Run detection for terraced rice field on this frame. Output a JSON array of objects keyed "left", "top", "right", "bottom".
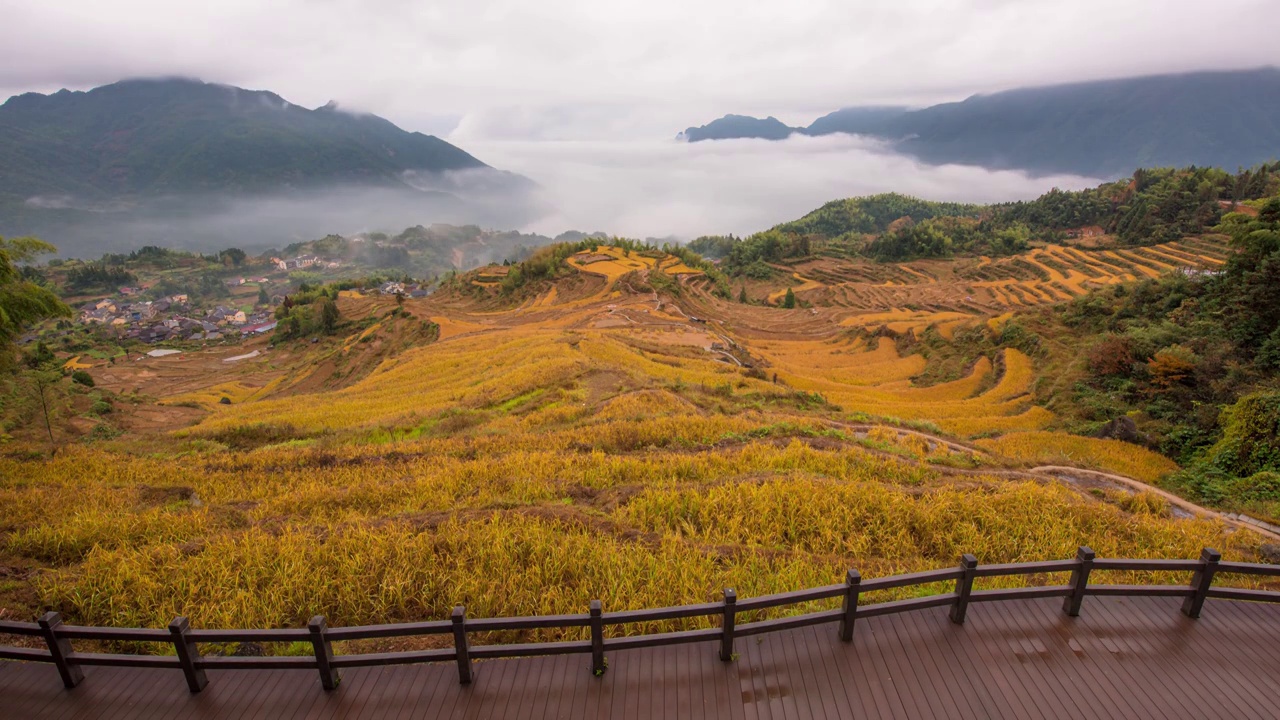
[{"left": 778, "top": 238, "right": 1228, "bottom": 318}]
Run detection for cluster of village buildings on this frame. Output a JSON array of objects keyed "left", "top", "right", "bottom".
[
  {"left": 271, "top": 255, "right": 341, "bottom": 272},
  {"left": 78, "top": 291, "right": 277, "bottom": 343},
  {"left": 70, "top": 254, "right": 433, "bottom": 344}
]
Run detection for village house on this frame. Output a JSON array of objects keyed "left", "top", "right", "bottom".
[
  {"left": 240, "top": 320, "right": 278, "bottom": 335},
  {"left": 271, "top": 255, "right": 320, "bottom": 271}
]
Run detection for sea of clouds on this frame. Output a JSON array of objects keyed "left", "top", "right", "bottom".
[{"left": 462, "top": 133, "right": 1102, "bottom": 241}]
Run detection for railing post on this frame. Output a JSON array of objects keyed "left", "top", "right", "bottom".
[
  {"left": 589, "top": 600, "right": 606, "bottom": 677},
  {"left": 1181, "top": 547, "right": 1221, "bottom": 619},
  {"left": 1062, "top": 546, "right": 1096, "bottom": 617},
  {"left": 719, "top": 588, "right": 736, "bottom": 662},
  {"left": 168, "top": 616, "right": 208, "bottom": 693},
  {"left": 452, "top": 606, "right": 473, "bottom": 684},
  {"left": 839, "top": 569, "right": 861, "bottom": 642},
  {"left": 37, "top": 611, "right": 83, "bottom": 689},
  {"left": 949, "top": 554, "right": 978, "bottom": 625},
  {"left": 308, "top": 615, "right": 341, "bottom": 691}
]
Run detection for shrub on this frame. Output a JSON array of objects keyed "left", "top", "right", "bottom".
[
  {"left": 1202, "top": 392, "right": 1280, "bottom": 477},
  {"left": 70, "top": 370, "right": 95, "bottom": 387},
  {"left": 1087, "top": 335, "right": 1136, "bottom": 378},
  {"left": 208, "top": 422, "right": 306, "bottom": 450}
]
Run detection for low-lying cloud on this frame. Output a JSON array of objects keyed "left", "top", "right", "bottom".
[
  {"left": 464, "top": 134, "right": 1102, "bottom": 240},
  {"left": 24, "top": 136, "right": 1104, "bottom": 260},
  {"left": 19, "top": 170, "right": 547, "bottom": 258}
]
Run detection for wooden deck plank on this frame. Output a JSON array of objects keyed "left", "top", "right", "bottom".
[
  {"left": 783, "top": 623, "right": 827, "bottom": 720},
  {"left": 893, "top": 608, "right": 978, "bottom": 719},
  {"left": 689, "top": 641, "right": 711, "bottom": 719},
  {"left": 883, "top": 611, "right": 952, "bottom": 719},
  {"left": 1020, "top": 596, "right": 1152, "bottom": 720},
  {"left": 479, "top": 657, "right": 519, "bottom": 720},
  {"left": 1088, "top": 598, "right": 1222, "bottom": 720},
  {"left": 368, "top": 665, "right": 416, "bottom": 720},
  {"left": 823, "top": 621, "right": 884, "bottom": 720},
  {"left": 760, "top": 632, "right": 797, "bottom": 720},
  {"left": 256, "top": 673, "right": 323, "bottom": 720},
  {"left": 800, "top": 625, "right": 858, "bottom": 720},
  {"left": 995, "top": 593, "right": 1103, "bottom": 720},
  {"left": 860, "top": 615, "right": 924, "bottom": 719},
  {"left": 738, "top": 634, "right": 767, "bottom": 720},
  {"left": 3, "top": 598, "right": 1280, "bottom": 719},
  {"left": 1172, "top": 594, "right": 1280, "bottom": 712},
  {"left": 469, "top": 658, "right": 512, "bottom": 720},
  {"left": 944, "top": 602, "right": 1045, "bottom": 720},
  {"left": 11, "top": 665, "right": 97, "bottom": 718},
  {"left": 327, "top": 665, "right": 385, "bottom": 720},
  {"left": 1110, "top": 597, "right": 1266, "bottom": 719},
  {"left": 631, "top": 646, "right": 653, "bottom": 720}
]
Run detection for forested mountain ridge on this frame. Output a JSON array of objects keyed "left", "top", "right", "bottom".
[
  {"left": 0, "top": 78, "right": 540, "bottom": 256},
  {"left": 679, "top": 69, "right": 1280, "bottom": 177},
  {"left": 0, "top": 77, "right": 487, "bottom": 200}
]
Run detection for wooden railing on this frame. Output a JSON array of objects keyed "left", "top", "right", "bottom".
[{"left": 2, "top": 547, "right": 1277, "bottom": 694}]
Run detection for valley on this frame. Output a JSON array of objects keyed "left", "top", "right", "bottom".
[{"left": 4, "top": 223, "right": 1278, "bottom": 650}]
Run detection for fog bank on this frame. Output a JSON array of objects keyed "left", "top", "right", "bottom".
[{"left": 462, "top": 134, "right": 1103, "bottom": 240}]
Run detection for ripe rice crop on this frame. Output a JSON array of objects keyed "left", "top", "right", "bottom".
[{"left": 975, "top": 431, "right": 1180, "bottom": 483}]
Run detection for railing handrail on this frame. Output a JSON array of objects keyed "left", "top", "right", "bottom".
[{"left": 2, "top": 549, "right": 1277, "bottom": 694}]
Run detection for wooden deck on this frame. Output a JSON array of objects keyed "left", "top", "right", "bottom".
[{"left": 3, "top": 596, "right": 1278, "bottom": 719}]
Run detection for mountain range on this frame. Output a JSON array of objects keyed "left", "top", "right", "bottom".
[
  {"left": 0, "top": 78, "right": 537, "bottom": 256},
  {"left": 679, "top": 68, "right": 1280, "bottom": 178}
]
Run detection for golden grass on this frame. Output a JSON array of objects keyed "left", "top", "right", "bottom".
[
  {"left": 161, "top": 379, "right": 284, "bottom": 410},
  {"left": 62, "top": 355, "right": 94, "bottom": 371},
  {"left": 768, "top": 273, "right": 824, "bottom": 304},
  {"left": 975, "top": 431, "right": 1180, "bottom": 483},
  {"left": 8, "top": 443, "right": 1254, "bottom": 631},
  {"left": 755, "top": 340, "right": 1048, "bottom": 438}
]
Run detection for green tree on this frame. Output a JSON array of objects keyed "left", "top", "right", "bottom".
[
  {"left": 219, "top": 247, "right": 247, "bottom": 267},
  {"left": 782, "top": 287, "right": 796, "bottom": 309},
  {"left": 257, "top": 285, "right": 270, "bottom": 306},
  {"left": 1, "top": 237, "right": 71, "bottom": 366},
  {"left": 738, "top": 286, "right": 748, "bottom": 304},
  {"left": 319, "top": 298, "right": 340, "bottom": 334}
]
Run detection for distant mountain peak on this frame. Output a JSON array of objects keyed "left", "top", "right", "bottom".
[
  {"left": 0, "top": 77, "right": 490, "bottom": 201},
  {"left": 0, "top": 77, "right": 538, "bottom": 255},
  {"left": 679, "top": 114, "right": 795, "bottom": 142},
  {"left": 675, "top": 68, "right": 1280, "bottom": 177}
]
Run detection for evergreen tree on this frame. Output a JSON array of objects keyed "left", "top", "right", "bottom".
[
  {"left": 320, "top": 298, "right": 340, "bottom": 334},
  {"left": 738, "top": 286, "right": 748, "bottom": 303},
  {"left": 782, "top": 287, "right": 796, "bottom": 308}
]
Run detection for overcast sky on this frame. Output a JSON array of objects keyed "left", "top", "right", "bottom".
[
  {"left": 3, "top": 0, "right": 1278, "bottom": 141},
  {"left": 4, "top": 0, "right": 1278, "bottom": 242}
]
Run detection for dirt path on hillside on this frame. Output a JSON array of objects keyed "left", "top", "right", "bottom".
[{"left": 1032, "top": 465, "right": 1280, "bottom": 542}]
